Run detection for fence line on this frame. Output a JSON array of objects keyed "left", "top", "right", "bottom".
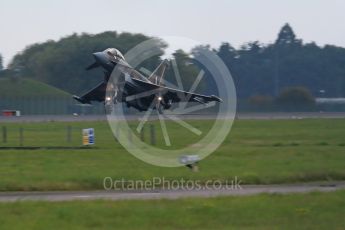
[{"left": 0, "top": 124, "right": 158, "bottom": 147}]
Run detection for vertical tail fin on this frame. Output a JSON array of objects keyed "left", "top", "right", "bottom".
[{"left": 148, "top": 59, "right": 169, "bottom": 86}]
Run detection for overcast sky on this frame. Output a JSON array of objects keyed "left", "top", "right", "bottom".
[{"left": 1, "top": 0, "right": 344, "bottom": 66}]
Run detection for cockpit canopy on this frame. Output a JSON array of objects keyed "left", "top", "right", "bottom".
[{"left": 104, "top": 48, "right": 125, "bottom": 61}]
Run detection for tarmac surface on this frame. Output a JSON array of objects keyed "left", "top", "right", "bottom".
[
  {"left": 1, "top": 112, "right": 345, "bottom": 123},
  {"left": 0, "top": 182, "right": 344, "bottom": 202}
]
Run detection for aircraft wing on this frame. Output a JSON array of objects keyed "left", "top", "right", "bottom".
[
  {"left": 73, "top": 81, "right": 107, "bottom": 104},
  {"left": 131, "top": 78, "right": 222, "bottom": 104}
]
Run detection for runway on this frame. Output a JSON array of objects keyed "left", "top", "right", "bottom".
[
  {"left": 1, "top": 182, "right": 344, "bottom": 202},
  {"left": 1, "top": 112, "right": 345, "bottom": 123}
]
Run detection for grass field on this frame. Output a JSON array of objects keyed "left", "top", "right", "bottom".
[
  {"left": 0, "top": 78, "right": 70, "bottom": 97},
  {"left": 0, "top": 119, "right": 345, "bottom": 191},
  {"left": 0, "top": 191, "right": 345, "bottom": 229}
]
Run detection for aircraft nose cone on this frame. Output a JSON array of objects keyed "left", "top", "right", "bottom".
[{"left": 92, "top": 52, "right": 105, "bottom": 63}]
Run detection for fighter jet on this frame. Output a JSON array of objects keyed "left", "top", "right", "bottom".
[{"left": 73, "top": 48, "right": 222, "bottom": 112}]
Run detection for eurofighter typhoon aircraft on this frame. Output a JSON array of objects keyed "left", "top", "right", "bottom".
[{"left": 73, "top": 48, "right": 222, "bottom": 113}]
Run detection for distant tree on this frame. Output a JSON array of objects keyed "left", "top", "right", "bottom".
[
  {"left": 275, "top": 87, "right": 315, "bottom": 108},
  {"left": 216, "top": 42, "right": 239, "bottom": 94},
  {"left": 164, "top": 49, "right": 204, "bottom": 92},
  {"left": 275, "top": 23, "right": 301, "bottom": 46},
  {"left": 218, "top": 43, "right": 237, "bottom": 65},
  {"left": 190, "top": 45, "right": 221, "bottom": 95},
  {"left": 0, "top": 54, "right": 3, "bottom": 70}
]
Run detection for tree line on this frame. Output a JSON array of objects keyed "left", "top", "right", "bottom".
[
  {"left": 6, "top": 32, "right": 165, "bottom": 94},
  {"left": 216, "top": 24, "right": 345, "bottom": 99},
  {"left": 3, "top": 23, "right": 345, "bottom": 101}
]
